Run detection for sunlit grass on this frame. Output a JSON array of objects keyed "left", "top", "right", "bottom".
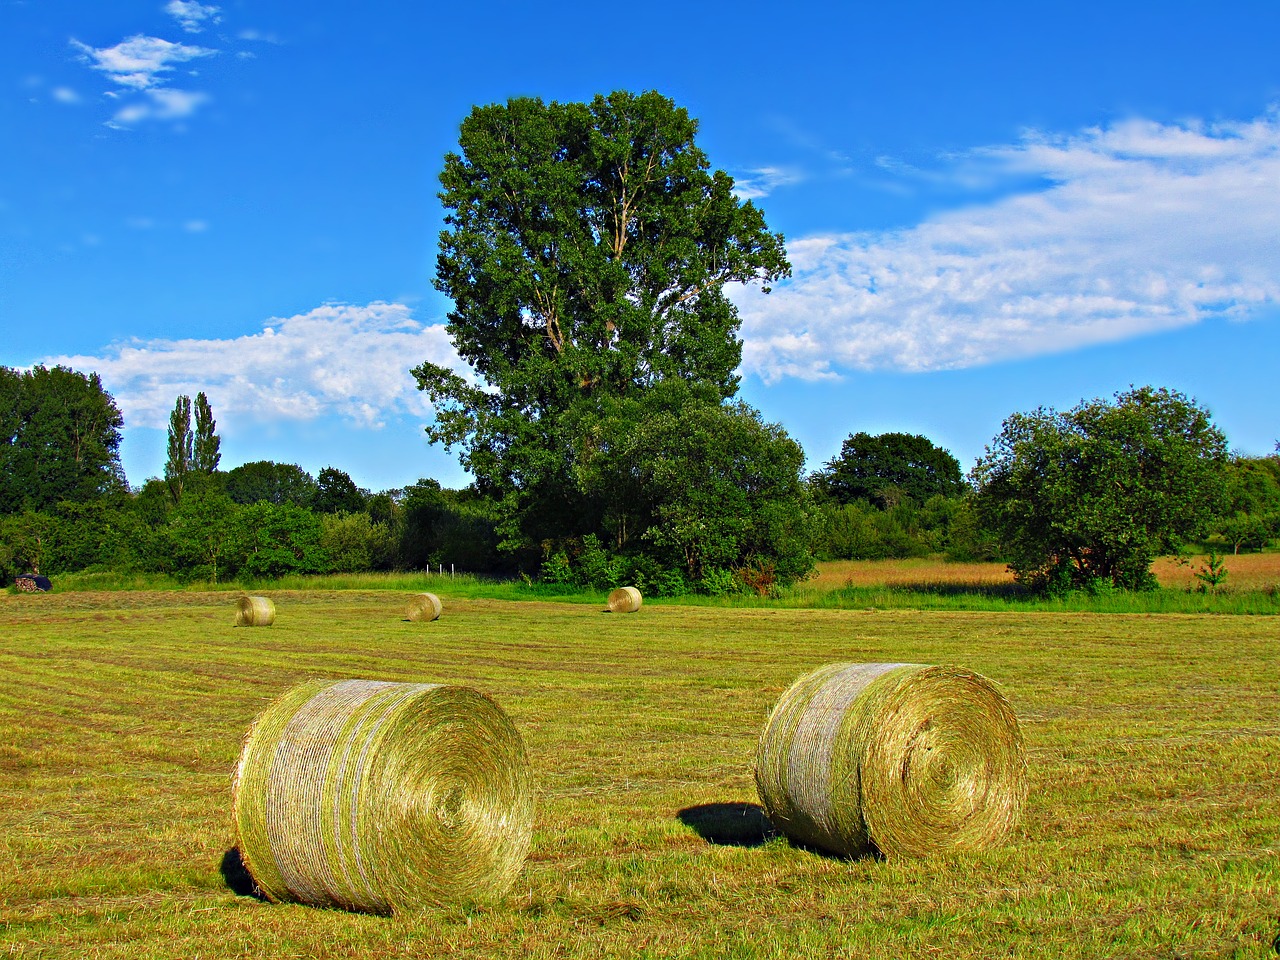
[{"left": 1, "top": 589, "right": 1277, "bottom": 958}]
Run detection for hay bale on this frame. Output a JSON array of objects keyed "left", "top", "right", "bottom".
[
  {"left": 605, "top": 586, "right": 642, "bottom": 613},
  {"left": 755, "top": 662, "right": 1026, "bottom": 859},
  {"left": 235, "top": 596, "right": 276, "bottom": 627},
  {"left": 406, "top": 592, "right": 442, "bottom": 622},
  {"left": 232, "top": 678, "right": 534, "bottom": 913}
]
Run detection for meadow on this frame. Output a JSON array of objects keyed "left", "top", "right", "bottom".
[{"left": 1, "top": 573, "right": 1277, "bottom": 958}]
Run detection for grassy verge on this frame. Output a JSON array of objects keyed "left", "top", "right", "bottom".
[{"left": 1, "top": 590, "right": 1277, "bottom": 958}]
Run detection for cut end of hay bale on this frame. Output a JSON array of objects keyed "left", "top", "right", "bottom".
[
  {"left": 406, "top": 592, "right": 442, "bottom": 622},
  {"left": 605, "top": 586, "right": 642, "bottom": 613},
  {"left": 754, "top": 662, "right": 1027, "bottom": 860},
  {"left": 235, "top": 596, "right": 276, "bottom": 627},
  {"left": 232, "top": 678, "right": 534, "bottom": 914}
]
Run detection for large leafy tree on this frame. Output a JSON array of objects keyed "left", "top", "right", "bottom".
[
  {"left": 972, "top": 386, "right": 1228, "bottom": 593},
  {"left": 223, "top": 460, "right": 319, "bottom": 507},
  {"left": 812, "top": 431, "right": 965, "bottom": 507},
  {"left": 414, "top": 90, "right": 790, "bottom": 555},
  {"left": 570, "top": 381, "right": 814, "bottom": 588},
  {"left": 0, "top": 365, "right": 126, "bottom": 513}
]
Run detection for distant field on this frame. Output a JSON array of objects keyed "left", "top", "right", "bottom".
[
  {"left": 806, "top": 553, "right": 1280, "bottom": 593},
  {"left": 1, "top": 590, "right": 1276, "bottom": 958}
]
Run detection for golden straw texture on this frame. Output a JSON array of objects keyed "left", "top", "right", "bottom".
[
  {"left": 232, "top": 678, "right": 534, "bottom": 913},
  {"left": 406, "top": 592, "right": 442, "bottom": 622},
  {"left": 755, "top": 663, "right": 1026, "bottom": 859},
  {"left": 605, "top": 586, "right": 643, "bottom": 613},
  {"left": 235, "top": 596, "right": 276, "bottom": 627}
]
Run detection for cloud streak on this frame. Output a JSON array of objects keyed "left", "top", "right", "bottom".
[
  {"left": 45, "top": 303, "right": 466, "bottom": 433},
  {"left": 166, "top": 1, "right": 221, "bottom": 33},
  {"left": 734, "top": 112, "right": 1280, "bottom": 381}
]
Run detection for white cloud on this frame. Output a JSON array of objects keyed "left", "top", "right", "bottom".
[
  {"left": 107, "top": 86, "right": 209, "bottom": 127},
  {"left": 52, "top": 86, "right": 81, "bottom": 104},
  {"left": 733, "top": 166, "right": 805, "bottom": 200},
  {"left": 44, "top": 303, "right": 468, "bottom": 432},
  {"left": 165, "top": 1, "right": 221, "bottom": 33},
  {"left": 734, "top": 112, "right": 1280, "bottom": 381},
  {"left": 71, "top": 35, "right": 214, "bottom": 90}
]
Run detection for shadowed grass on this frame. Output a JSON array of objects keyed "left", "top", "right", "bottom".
[{"left": 0, "top": 590, "right": 1276, "bottom": 958}]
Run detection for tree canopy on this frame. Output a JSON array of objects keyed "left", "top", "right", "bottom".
[
  {"left": 413, "top": 90, "right": 794, "bottom": 573},
  {"left": 972, "top": 386, "right": 1228, "bottom": 592},
  {"left": 812, "top": 431, "right": 965, "bottom": 507},
  {"left": 0, "top": 365, "right": 125, "bottom": 513}
]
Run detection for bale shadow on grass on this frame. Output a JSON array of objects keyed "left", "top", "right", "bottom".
[
  {"left": 677, "top": 802, "right": 777, "bottom": 848},
  {"left": 220, "top": 847, "right": 265, "bottom": 899}
]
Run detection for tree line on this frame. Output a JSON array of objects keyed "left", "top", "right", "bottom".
[
  {"left": 4, "top": 90, "right": 1276, "bottom": 596},
  {"left": 2, "top": 364, "right": 1274, "bottom": 595}
]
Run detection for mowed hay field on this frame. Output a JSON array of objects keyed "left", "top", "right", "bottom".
[{"left": 1, "top": 590, "right": 1277, "bottom": 959}]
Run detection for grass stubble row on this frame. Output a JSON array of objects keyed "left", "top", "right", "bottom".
[{"left": 230, "top": 581, "right": 1025, "bottom": 916}]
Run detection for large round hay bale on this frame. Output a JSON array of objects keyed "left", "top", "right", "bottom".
[
  {"left": 755, "top": 662, "right": 1026, "bottom": 859},
  {"left": 235, "top": 596, "right": 276, "bottom": 627},
  {"left": 605, "top": 586, "right": 642, "bottom": 613},
  {"left": 406, "top": 592, "right": 442, "bottom": 622},
  {"left": 232, "top": 678, "right": 534, "bottom": 913}
]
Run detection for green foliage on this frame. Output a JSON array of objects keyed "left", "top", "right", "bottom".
[
  {"left": 1208, "top": 454, "right": 1280, "bottom": 553},
  {"left": 568, "top": 382, "right": 815, "bottom": 589},
  {"left": 414, "top": 89, "right": 791, "bottom": 563},
  {"left": 1192, "top": 550, "right": 1229, "bottom": 593},
  {"left": 192, "top": 392, "right": 221, "bottom": 474},
  {"left": 313, "top": 466, "right": 368, "bottom": 514},
  {"left": 812, "top": 431, "right": 965, "bottom": 507},
  {"left": 973, "top": 386, "right": 1229, "bottom": 594},
  {"left": 0, "top": 365, "right": 126, "bottom": 513},
  {"left": 319, "top": 511, "right": 397, "bottom": 573},
  {"left": 166, "top": 486, "right": 239, "bottom": 583},
  {"left": 164, "top": 394, "right": 192, "bottom": 504},
  {"left": 223, "top": 460, "right": 319, "bottom": 507},
  {"left": 398, "top": 480, "right": 504, "bottom": 573},
  {"left": 234, "top": 502, "right": 330, "bottom": 581}
]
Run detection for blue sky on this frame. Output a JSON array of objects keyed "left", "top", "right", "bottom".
[{"left": 3, "top": 0, "right": 1279, "bottom": 492}]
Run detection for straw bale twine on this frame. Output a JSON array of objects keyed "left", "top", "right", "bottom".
[
  {"left": 755, "top": 662, "right": 1026, "bottom": 859},
  {"left": 232, "top": 678, "right": 534, "bottom": 913},
  {"left": 605, "top": 586, "right": 642, "bottom": 613},
  {"left": 235, "top": 596, "right": 276, "bottom": 627},
  {"left": 406, "top": 592, "right": 442, "bottom": 622}
]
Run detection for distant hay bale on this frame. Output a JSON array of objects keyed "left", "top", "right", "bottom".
[
  {"left": 235, "top": 596, "right": 276, "bottom": 627},
  {"left": 406, "top": 592, "right": 442, "bottom": 622},
  {"left": 755, "top": 662, "right": 1026, "bottom": 859},
  {"left": 605, "top": 586, "right": 642, "bottom": 613},
  {"left": 232, "top": 678, "right": 534, "bottom": 913}
]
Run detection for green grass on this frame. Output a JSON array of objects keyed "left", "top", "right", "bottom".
[{"left": 1, "top": 589, "right": 1276, "bottom": 958}]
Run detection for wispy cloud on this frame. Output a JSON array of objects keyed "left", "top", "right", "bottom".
[
  {"left": 70, "top": 33, "right": 215, "bottom": 128},
  {"left": 165, "top": 1, "right": 221, "bottom": 34},
  {"left": 44, "top": 303, "right": 467, "bottom": 432},
  {"left": 733, "top": 166, "right": 805, "bottom": 200},
  {"left": 71, "top": 35, "right": 213, "bottom": 90},
  {"left": 734, "top": 111, "right": 1280, "bottom": 381}
]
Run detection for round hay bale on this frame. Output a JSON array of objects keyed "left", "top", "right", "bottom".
[
  {"left": 605, "top": 586, "right": 642, "bottom": 613},
  {"left": 235, "top": 596, "right": 276, "bottom": 627},
  {"left": 232, "top": 678, "right": 534, "bottom": 913},
  {"left": 754, "top": 662, "right": 1026, "bottom": 859},
  {"left": 406, "top": 592, "right": 442, "bottom": 622}
]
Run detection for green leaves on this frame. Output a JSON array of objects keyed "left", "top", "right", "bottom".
[
  {"left": 974, "top": 386, "right": 1229, "bottom": 592},
  {"left": 419, "top": 90, "right": 792, "bottom": 565}
]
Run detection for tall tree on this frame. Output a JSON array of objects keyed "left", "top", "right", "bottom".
[
  {"left": 414, "top": 90, "right": 790, "bottom": 556},
  {"left": 812, "top": 432, "right": 965, "bottom": 507},
  {"left": 0, "top": 365, "right": 125, "bottom": 513},
  {"left": 165, "top": 395, "right": 193, "bottom": 504},
  {"left": 192, "top": 391, "right": 221, "bottom": 474},
  {"left": 973, "top": 386, "right": 1228, "bottom": 593}
]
